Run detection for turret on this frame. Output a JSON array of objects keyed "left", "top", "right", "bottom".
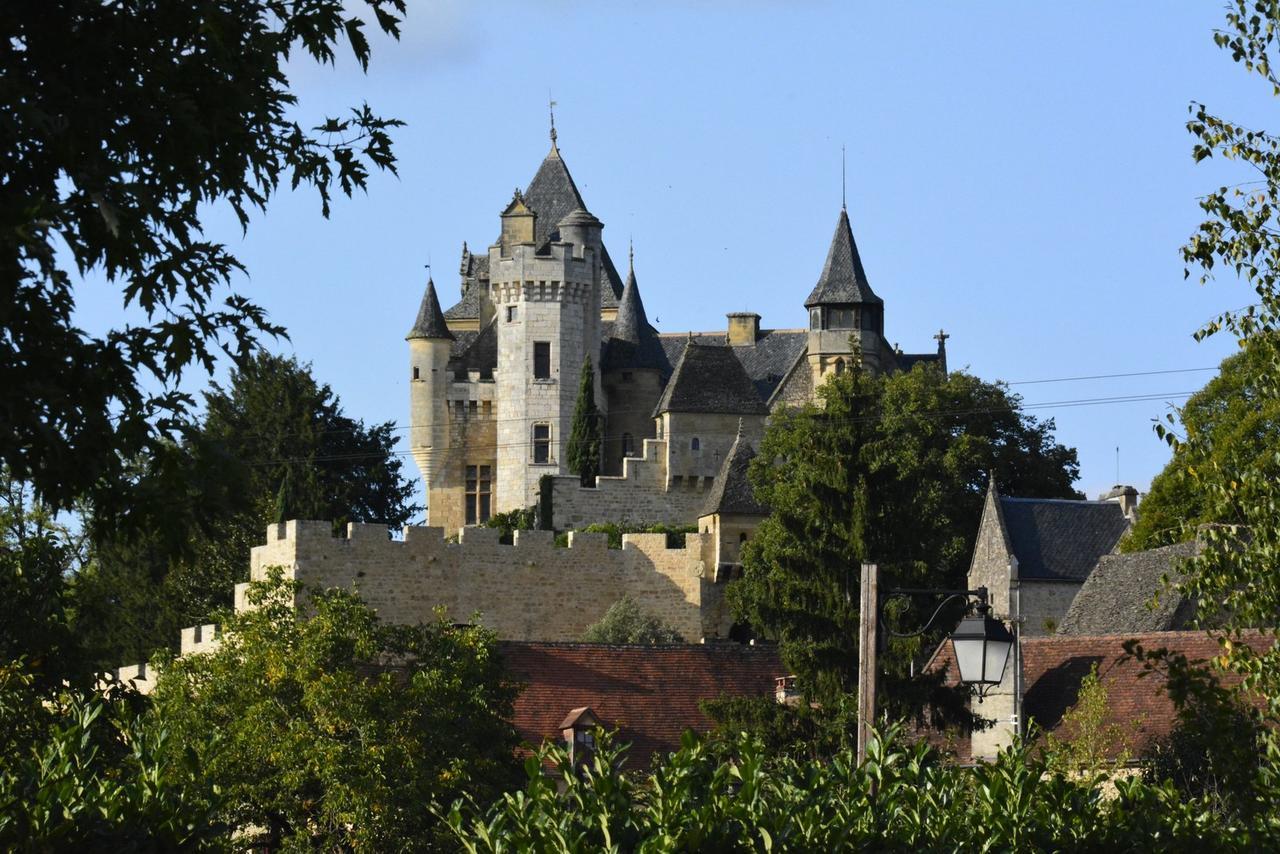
[
  {"left": 558, "top": 207, "right": 602, "bottom": 261},
  {"left": 805, "top": 206, "right": 886, "bottom": 382},
  {"left": 406, "top": 275, "right": 455, "bottom": 508}
]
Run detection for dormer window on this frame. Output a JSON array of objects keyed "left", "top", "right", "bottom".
[{"left": 559, "top": 707, "right": 604, "bottom": 767}]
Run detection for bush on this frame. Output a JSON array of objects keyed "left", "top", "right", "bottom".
[{"left": 582, "top": 596, "right": 683, "bottom": 644}]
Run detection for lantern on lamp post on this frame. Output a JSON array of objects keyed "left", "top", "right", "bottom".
[{"left": 949, "top": 600, "right": 1015, "bottom": 700}]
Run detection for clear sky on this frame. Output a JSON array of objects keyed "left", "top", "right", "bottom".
[{"left": 72, "top": 2, "right": 1279, "bottom": 509}]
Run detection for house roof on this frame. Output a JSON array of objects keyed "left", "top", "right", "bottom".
[
  {"left": 701, "top": 430, "right": 767, "bottom": 518},
  {"left": 1058, "top": 541, "right": 1199, "bottom": 635},
  {"left": 1000, "top": 497, "right": 1129, "bottom": 582},
  {"left": 804, "top": 207, "right": 882, "bottom": 308},
  {"left": 406, "top": 277, "right": 454, "bottom": 341},
  {"left": 658, "top": 331, "right": 808, "bottom": 403},
  {"left": 928, "top": 630, "right": 1275, "bottom": 759},
  {"left": 499, "top": 641, "right": 783, "bottom": 768},
  {"left": 653, "top": 343, "right": 771, "bottom": 417}
]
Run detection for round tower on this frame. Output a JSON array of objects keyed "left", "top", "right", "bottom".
[
  {"left": 406, "top": 275, "right": 455, "bottom": 513},
  {"left": 805, "top": 207, "right": 886, "bottom": 383}
]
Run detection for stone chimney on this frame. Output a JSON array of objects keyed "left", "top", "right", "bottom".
[
  {"left": 1101, "top": 484, "right": 1139, "bottom": 520},
  {"left": 727, "top": 312, "right": 761, "bottom": 346}
]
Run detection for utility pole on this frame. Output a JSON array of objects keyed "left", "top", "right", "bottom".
[{"left": 856, "top": 562, "right": 879, "bottom": 765}]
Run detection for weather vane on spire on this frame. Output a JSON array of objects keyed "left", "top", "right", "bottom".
[
  {"left": 549, "top": 92, "right": 558, "bottom": 147},
  {"left": 629, "top": 236, "right": 634, "bottom": 268},
  {"left": 841, "top": 144, "right": 847, "bottom": 211}
]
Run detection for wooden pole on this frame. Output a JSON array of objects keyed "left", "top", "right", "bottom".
[{"left": 856, "top": 562, "right": 879, "bottom": 765}]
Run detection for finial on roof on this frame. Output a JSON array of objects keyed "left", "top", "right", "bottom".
[
  {"left": 549, "top": 92, "right": 558, "bottom": 150},
  {"left": 841, "top": 144, "right": 846, "bottom": 212},
  {"left": 934, "top": 328, "right": 949, "bottom": 346},
  {"left": 629, "top": 237, "right": 634, "bottom": 271}
]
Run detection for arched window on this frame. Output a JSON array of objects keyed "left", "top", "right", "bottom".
[
  {"left": 622, "top": 433, "right": 635, "bottom": 457},
  {"left": 834, "top": 358, "right": 845, "bottom": 375},
  {"left": 691, "top": 437, "right": 701, "bottom": 452}
]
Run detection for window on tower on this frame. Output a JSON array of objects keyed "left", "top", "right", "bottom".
[
  {"left": 533, "top": 342, "right": 551, "bottom": 379},
  {"left": 413, "top": 366, "right": 419, "bottom": 380},
  {"left": 507, "top": 305, "right": 517, "bottom": 322},
  {"left": 465, "top": 465, "right": 492, "bottom": 525},
  {"left": 810, "top": 308, "right": 821, "bottom": 330},
  {"left": 532, "top": 423, "right": 551, "bottom": 464},
  {"left": 828, "top": 307, "right": 855, "bottom": 329}
]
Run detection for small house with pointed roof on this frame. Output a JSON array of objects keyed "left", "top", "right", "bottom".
[{"left": 697, "top": 426, "right": 769, "bottom": 584}]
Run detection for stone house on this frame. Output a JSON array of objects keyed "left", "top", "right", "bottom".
[{"left": 407, "top": 128, "right": 945, "bottom": 534}]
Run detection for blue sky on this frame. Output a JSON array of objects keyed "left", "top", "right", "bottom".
[{"left": 73, "top": 2, "right": 1277, "bottom": 507}]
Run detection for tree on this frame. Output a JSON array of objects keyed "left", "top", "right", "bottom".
[
  {"left": 727, "top": 364, "right": 1080, "bottom": 722},
  {"left": 1176, "top": 0, "right": 1280, "bottom": 720},
  {"left": 2, "top": 1, "right": 405, "bottom": 536},
  {"left": 73, "top": 353, "right": 419, "bottom": 671},
  {"left": 566, "top": 357, "right": 602, "bottom": 486},
  {"left": 150, "top": 571, "right": 521, "bottom": 850},
  {"left": 1123, "top": 338, "right": 1280, "bottom": 551},
  {"left": 582, "top": 596, "right": 684, "bottom": 644}
]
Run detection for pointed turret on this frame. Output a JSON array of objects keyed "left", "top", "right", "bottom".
[
  {"left": 613, "top": 249, "right": 649, "bottom": 344},
  {"left": 805, "top": 208, "right": 881, "bottom": 308},
  {"left": 406, "top": 276, "right": 454, "bottom": 341},
  {"left": 603, "top": 249, "right": 665, "bottom": 372}
]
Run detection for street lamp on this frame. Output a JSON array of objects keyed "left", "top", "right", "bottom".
[{"left": 855, "top": 563, "right": 1016, "bottom": 764}]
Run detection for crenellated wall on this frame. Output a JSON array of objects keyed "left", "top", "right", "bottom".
[{"left": 250, "top": 519, "right": 729, "bottom": 643}]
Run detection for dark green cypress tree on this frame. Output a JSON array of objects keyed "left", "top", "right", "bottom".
[{"left": 566, "top": 358, "right": 601, "bottom": 486}]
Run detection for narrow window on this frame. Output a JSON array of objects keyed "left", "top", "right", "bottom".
[
  {"left": 469, "top": 400, "right": 478, "bottom": 418},
  {"left": 691, "top": 437, "right": 701, "bottom": 452},
  {"left": 465, "top": 465, "right": 493, "bottom": 524},
  {"left": 533, "top": 342, "right": 551, "bottom": 379},
  {"left": 835, "top": 358, "right": 846, "bottom": 375},
  {"left": 810, "top": 308, "right": 821, "bottom": 330},
  {"left": 482, "top": 400, "right": 492, "bottom": 419},
  {"left": 622, "top": 433, "right": 635, "bottom": 457},
  {"left": 413, "top": 366, "right": 420, "bottom": 380},
  {"left": 533, "top": 423, "right": 551, "bottom": 464},
  {"left": 507, "top": 305, "right": 517, "bottom": 322}
]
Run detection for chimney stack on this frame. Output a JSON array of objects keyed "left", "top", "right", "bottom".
[
  {"left": 1101, "top": 484, "right": 1139, "bottom": 520},
  {"left": 727, "top": 312, "right": 761, "bottom": 346}
]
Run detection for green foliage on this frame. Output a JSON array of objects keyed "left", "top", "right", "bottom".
[
  {"left": 486, "top": 505, "right": 538, "bottom": 544},
  {"left": 1043, "top": 664, "right": 1133, "bottom": 778},
  {"left": 1123, "top": 338, "right": 1280, "bottom": 551},
  {"left": 446, "top": 727, "right": 1269, "bottom": 851},
  {"left": 150, "top": 570, "right": 521, "bottom": 850},
  {"left": 566, "top": 358, "right": 602, "bottom": 486},
  {"left": 582, "top": 596, "right": 684, "bottom": 644},
  {"left": 1177, "top": 0, "right": 1280, "bottom": 719},
  {"left": 558, "top": 521, "right": 698, "bottom": 550},
  {"left": 2, "top": 0, "right": 405, "bottom": 538},
  {"left": 73, "top": 353, "right": 418, "bottom": 672},
  {"left": 0, "top": 662, "right": 223, "bottom": 850},
  {"left": 728, "top": 364, "right": 1079, "bottom": 719}
]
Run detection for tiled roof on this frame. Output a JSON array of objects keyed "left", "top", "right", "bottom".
[
  {"left": 653, "top": 343, "right": 771, "bottom": 417},
  {"left": 658, "top": 331, "right": 807, "bottom": 403},
  {"left": 804, "top": 208, "right": 882, "bottom": 308},
  {"left": 499, "top": 641, "right": 783, "bottom": 768},
  {"left": 444, "top": 282, "right": 485, "bottom": 321},
  {"left": 1001, "top": 498, "right": 1129, "bottom": 582},
  {"left": 896, "top": 352, "right": 942, "bottom": 372},
  {"left": 604, "top": 261, "right": 666, "bottom": 372},
  {"left": 406, "top": 277, "right": 454, "bottom": 340},
  {"left": 929, "top": 630, "right": 1275, "bottom": 758},
  {"left": 1058, "top": 542, "right": 1199, "bottom": 635},
  {"left": 701, "top": 432, "right": 767, "bottom": 518}
]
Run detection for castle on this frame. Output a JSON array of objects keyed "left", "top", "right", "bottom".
[{"left": 407, "top": 128, "right": 947, "bottom": 535}]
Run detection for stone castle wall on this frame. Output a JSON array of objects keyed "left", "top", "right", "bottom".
[
  {"left": 250, "top": 520, "right": 730, "bottom": 643},
  {"left": 548, "top": 437, "right": 712, "bottom": 529}
]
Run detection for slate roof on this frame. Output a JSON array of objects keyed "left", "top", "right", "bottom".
[
  {"left": 928, "top": 630, "right": 1275, "bottom": 760},
  {"left": 805, "top": 208, "right": 882, "bottom": 308},
  {"left": 603, "top": 260, "right": 666, "bottom": 372},
  {"left": 658, "top": 331, "right": 808, "bottom": 402},
  {"left": 653, "top": 343, "right": 771, "bottom": 417},
  {"left": 499, "top": 641, "right": 782, "bottom": 769},
  {"left": 444, "top": 282, "right": 485, "bottom": 322},
  {"left": 406, "top": 278, "right": 454, "bottom": 340},
  {"left": 701, "top": 432, "right": 767, "bottom": 518},
  {"left": 1000, "top": 497, "right": 1130, "bottom": 582},
  {"left": 1058, "top": 541, "right": 1199, "bottom": 635},
  {"left": 897, "top": 352, "right": 943, "bottom": 372},
  {"left": 447, "top": 319, "right": 497, "bottom": 379}
]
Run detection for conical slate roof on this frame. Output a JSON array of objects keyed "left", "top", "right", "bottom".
[
  {"left": 604, "top": 255, "right": 666, "bottom": 372},
  {"left": 406, "top": 277, "right": 454, "bottom": 340},
  {"left": 804, "top": 208, "right": 882, "bottom": 307},
  {"left": 524, "top": 145, "right": 589, "bottom": 250},
  {"left": 701, "top": 429, "right": 768, "bottom": 518}
]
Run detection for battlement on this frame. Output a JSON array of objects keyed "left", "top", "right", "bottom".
[
  {"left": 250, "top": 519, "right": 725, "bottom": 643},
  {"left": 180, "top": 623, "right": 222, "bottom": 656}
]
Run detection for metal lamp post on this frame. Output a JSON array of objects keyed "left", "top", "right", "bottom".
[{"left": 855, "top": 563, "right": 1015, "bottom": 765}]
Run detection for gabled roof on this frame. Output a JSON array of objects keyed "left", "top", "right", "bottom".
[
  {"left": 1058, "top": 541, "right": 1199, "bottom": 635},
  {"left": 653, "top": 343, "right": 770, "bottom": 417},
  {"left": 805, "top": 208, "right": 882, "bottom": 308},
  {"left": 499, "top": 641, "right": 782, "bottom": 769},
  {"left": 406, "top": 277, "right": 454, "bottom": 340},
  {"left": 701, "top": 430, "right": 767, "bottom": 518},
  {"left": 658, "top": 331, "right": 807, "bottom": 402},
  {"left": 1000, "top": 497, "right": 1129, "bottom": 582}
]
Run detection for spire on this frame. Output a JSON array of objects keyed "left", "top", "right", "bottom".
[
  {"left": 804, "top": 207, "right": 882, "bottom": 308},
  {"left": 548, "top": 93, "right": 559, "bottom": 155},
  {"left": 613, "top": 247, "right": 649, "bottom": 344},
  {"left": 841, "top": 145, "right": 846, "bottom": 212},
  {"left": 406, "top": 274, "right": 454, "bottom": 341}
]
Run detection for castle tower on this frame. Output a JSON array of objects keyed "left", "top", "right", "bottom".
[
  {"left": 406, "top": 274, "right": 456, "bottom": 519},
  {"left": 601, "top": 248, "right": 666, "bottom": 473},
  {"left": 492, "top": 140, "right": 605, "bottom": 511},
  {"left": 805, "top": 207, "right": 887, "bottom": 382}
]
